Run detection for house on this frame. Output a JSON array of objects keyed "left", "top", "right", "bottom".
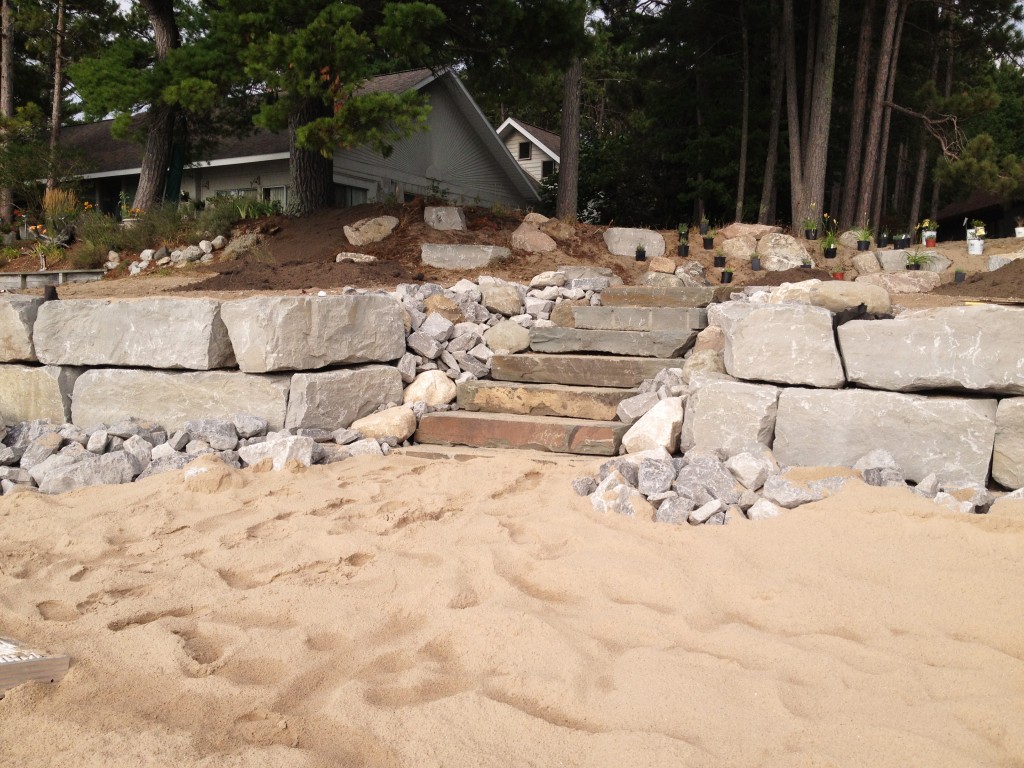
[
  {"left": 62, "top": 69, "right": 540, "bottom": 213},
  {"left": 936, "top": 190, "right": 1024, "bottom": 239},
  {"left": 496, "top": 117, "right": 561, "bottom": 183}
]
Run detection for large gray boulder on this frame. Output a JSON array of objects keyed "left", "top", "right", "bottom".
[
  {"left": 34, "top": 451, "right": 136, "bottom": 494},
  {"left": 72, "top": 369, "right": 290, "bottom": 432},
  {"left": 854, "top": 271, "right": 939, "bottom": 293},
  {"left": 34, "top": 298, "right": 234, "bottom": 369},
  {"left": 720, "top": 304, "right": 845, "bottom": 388},
  {"left": 285, "top": 366, "right": 403, "bottom": 430},
  {"left": 838, "top": 305, "right": 1024, "bottom": 395},
  {"left": 755, "top": 233, "right": 808, "bottom": 271},
  {"left": 424, "top": 206, "right": 466, "bottom": 231},
  {"left": 0, "top": 296, "right": 43, "bottom": 362},
  {"left": 773, "top": 388, "right": 997, "bottom": 485},
  {"left": 679, "top": 379, "right": 779, "bottom": 457},
  {"left": 603, "top": 227, "right": 666, "bottom": 259},
  {"left": 221, "top": 295, "right": 405, "bottom": 373},
  {"left": 993, "top": 398, "right": 1024, "bottom": 489},
  {"left": 809, "top": 282, "right": 891, "bottom": 315},
  {"left": 343, "top": 215, "right": 398, "bottom": 246},
  {"left": 721, "top": 235, "right": 757, "bottom": 261},
  {"left": 0, "top": 364, "right": 82, "bottom": 424},
  {"left": 421, "top": 244, "right": 510, "bottom": 270}
]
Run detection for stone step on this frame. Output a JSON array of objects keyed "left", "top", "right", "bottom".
[
  {"left": 600, "top": 285, "right": 716, "bottom": 308},
  {"left": 570, "top": 305, "right": 707, "bottom": 332},
  {"left": 414, "top": 411, "right": 627, "bottom": 456},
  {"left": 529, "top": 326, "right": 696, "bottom": 358},
  {"left": 458, "top": 380, "right": 634, "bottom": 421},
  {"left": 491, "top": 353, "right": 684, "bottom": 388}
]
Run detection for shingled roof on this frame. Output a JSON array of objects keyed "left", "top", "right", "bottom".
[{"left": 496, "top": 116, "right": 561, "bottom": 160}]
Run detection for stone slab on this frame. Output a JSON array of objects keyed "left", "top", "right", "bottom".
[
  {"left": 993, "top": 398, "right": 1024, "bottom": 490},
  {"left": 72, "top": 369, "right": 290, "bottom": 432},
  {"left": 285, "top": 366, "right": 404, "bottom": 430},
  {"left": 838, "top": 305, "right": 1024, "bottom": 395},
  {"left": 773, "top": 388, "right": 997, "bottom": 485},
  {"left": 600, "top": 286, "right": 716, "bottom": 308},
  {"left": 855, "top": 271, "right": 940, "bottom": 293},
  {"left": 458, "top": 380, "right": 633, "bottom": 421},
  {"left": 0, "top": 296, "right": 43, "bottom": 363},
  {"left": 491, "top": 354, "right": 685, "bottom": 388},
  {"left": 420, "top": 244, "right": 511, "bottom": 270},
  {"left": 529, "top": 326, "right": 697, "bottom": 358},
  {"left": 414, "top": 412, "right": 627, "bottom": 456},
  {"left": 0, "top": 364, "right": 82, "bottom": 425},
  {"left": 220, "top": 295, "right": 405, "bottom": 373},
  {"left": 680, "top": 380, "right": 780, "bottom": 457},
  {"left": 34, "top": 298, "right": 234, "bottom": 370},
  {"left": 571, "top": 306, "right": 707, "bottom": 332},
  {"left": 603, "top": 227, "right": 667, "bottom": 259}
]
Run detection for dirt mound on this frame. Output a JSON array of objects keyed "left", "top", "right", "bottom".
[{"left": 933, "top": 257, "right": 1024, "bottom": 301}]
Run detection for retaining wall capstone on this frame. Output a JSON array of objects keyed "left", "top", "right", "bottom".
[
  {"left": 0, "top": 364, "right": 82, "bottom": 424},
  {"left": 0, "top": 296, "right": 43, "bottom": 362}
]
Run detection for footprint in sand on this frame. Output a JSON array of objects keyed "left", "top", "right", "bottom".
[
  {"left": 36, "top": 600, "right": 80, "bottom": 622},
  {"left": 232, "top": 709, "right": 299, "bottom": 748}
]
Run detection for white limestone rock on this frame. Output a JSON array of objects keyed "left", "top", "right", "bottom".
[
  {"left": 755, "top": 233, "right": 808, "bottom": 271},
  {"left": 603, "top": 227, "right": 666, "bottom": 259},
  {"left": 854, "top": 271, "right": 940, "bottom": 293},
  {"left": 221, "top": 294, "right": 405, "bottom": 372},
  {"left": 838, "top": 305, "right": 1024, "bottom": 395},
  {"left": 746, "top": 498, "right": 783, "bottom": 520},
  {"left": 403, "top": 370, "right": 457, "bottom": 406},
  {"left": 808, "top": 281, "right": 891, "bottom": 315},
  {"left": 350, "top": 406, "right": 417, "bottom": 442},
  {"left": 285, "top": 366, "right": 404, "bottom": 430},
  {"left": 680, "top": 379, "right": 779, "bottom": 458},
  {"left": 621, "top": 397, "right": 684, "bottom": 454},
  {"left": 343, "top": 215, "right": 398, "bottom": 246},
  {"left": 993, "top": 398, "right": 1024, "bottom": 490},
  {"left": 0, "top": 364, "right": 82, "bottom": 425},
  {"left": 421, "top": 244, "right": 510, "bottom": 270},
  {"left": 0, "top": 296, "right": 43, "bottom": 363},
  {"left": 238, "top": 436, "right": 315, "bottom": 470},
  {"left": 483, "top": 319, "right": 530, "bottom": 354},
  {"left": 773, "top": 388, "right": 997, "bottom": 485},
  {"left": 424, "top": 206, "right": 467, "bottom": 231},
  {"left": 34, "top": 298, "right": 235, "bottom": 370}
]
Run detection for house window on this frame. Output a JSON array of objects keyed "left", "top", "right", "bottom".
[
  {"left": 215, "top": 188, "right": 256, "bottom": 198},
  {"left": 263, "top": 186, "right": 287, "bottom": 207},
  {"left": 335, "top": 184, "right": 369, "bottom": 208},
  {"left": 541, "top": 160, "right": 556, "bottom": 178},
  {"left": 518, "top": 141, "right": 532, "bottom": 160}
]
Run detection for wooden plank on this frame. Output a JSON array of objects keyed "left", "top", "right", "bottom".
[{"left": 0, "top": 635, "right": 70, "bottom": 698}]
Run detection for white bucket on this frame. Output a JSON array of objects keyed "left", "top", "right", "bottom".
[
  {"left": 1015, "top": 227, "right": 1024, "bottom": 238},
  {"left": 967, "top": 239, "right": 984, "bottom": 256}
]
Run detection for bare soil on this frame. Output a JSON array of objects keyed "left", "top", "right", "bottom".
[{"left": 6, "top": 202, "right": 1024, "bottom": 305}]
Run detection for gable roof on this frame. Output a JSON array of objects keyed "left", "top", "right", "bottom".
[{"left": 496, "top": 117, "right": 561, "bottom": 161}]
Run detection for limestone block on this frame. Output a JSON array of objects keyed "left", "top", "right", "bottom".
[
  {"left": 603, "top": 227, "right": 666, "bottom": 259},
  {"left": 989, "top": 254, "right": 1022, "bottom": 272},
  {"left": 424, "top": 206, "right": 466, "bottom": 231},
  {"left": 809, "top": 281, "right": 891, "bottom": 315},
  {"left": 854, "top": 271, "right": 939, "bottom": 293},
  {"left": 621, "top": 397, "right": 683, "bottom": 454},
  {"left": 680, "top": 379, "right": 779, "bottom": 457},
  {"left": 72, "top": 369, "right": 289, "bottom": 433},
  {"left": 0, "top": 364, "right": 81, "bottom": 424},
  {"left": 421, "top": 244, "right": 510, "bottom": 270},
  {"left": 769, "top": 280, "right": 820, "bottom": 305},
  {"left": 773, "top": 388, "right": 997, "bottom": 485},
  {"left": 34, "top": 298, "right": 234, "bottom": 369},
  {"left": 285, "top": 366, "right": 403, "bottom": 430},
  {"left": 851, "top": 252, "right": 881, "bottom": 274},
  {"left": 681, "top": 349, "right": 726, "bottom": 382},
  {"left": 483, "top": 319, "right": 531, "bottom": 353},
  {"left": 403, "top": 370, "right": 457, "bottom": 406},
  {"left": 343, "top": 215, "right": 398, "bottom": 246},
  {"left": 838, "top": 306, "right": 1024, "bottom": 395},
  {"left": 722, "top": 304, "right": 845, "bottom": 388},
  {"left": 0, "top": 296, "right": 43, "bottom": 362},
  {"left": 721, "top": 235, "right": 757, "bottom": 261},
  {"left": 481, "top": 285, "right": 522, "bottom": 316},
  {"left": 693, "top": 325, "right": 725, "bottom": 355},
  {"left": 350, "top": 406, "right": 417, "bottom": 442},
  {"left": 601, "top": 286, "right": 715, "bottom": 308},
  {"left": 993, "top": 398, "right": 1024, "bottom": 489},
  {"left": 640, "top": 272, "right": 684, "bottom": 288},
  {"left": 511, "top": 223, "right": 557, "bottom": 253},
  {"left": 755, "top": 233, "right": 808, "bottom": 271},
  {"left": 746, "top": 498, "right": 783, "bottom": 520},
  {"left": 221, "top": 295, "right": 405, "bottom": 372},
  {"left": 238, "top": 436, "right": 315, "bottom": 470},
  {"left": 922, "top": 252, "right": 952, "bottom": 273},
  {"left": 878, "top": 250, "right": 909, "bottom": 271},
  {"left": 649, "top": 256, "right": 677, "bottom": 274},
  {"left": 529, "top": 327, "right": 696, "bottom": 358},
  {"left": 719, "top": 223, "right": 781, "bottom": 240},
  {"left": 675, "top": 261, "right": 710, "bottom": 287},
  {"left": 530, "top": 271, "right": 566, "bottom": 289},
  {"left": 573, "top": 306, "right": 706, "bottom": 332}
]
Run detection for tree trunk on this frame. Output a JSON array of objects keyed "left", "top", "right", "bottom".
[
  {"left": 734, "top": 2, "right": 749, "bottom": 223},
  {"left": 758, "top": 0, "right": 783, "bottom": 225},
  {"left": 0, "top": 0, "right": 14, "bottom": 223},
  {"left": 855, "top": 0, "right": 900, "bottom": 228},
  {"left": 800, "top": 0, "right": 816, "bottom": 151},
  {"left": 133, "top": 0, "right": 179, "bottom": 212},
  {"left": 800, "top": 0, "right": 840, "bottom": 226},
  {"left": 907, "top": 135, "right": 927, "bottom": 234},
  {"left": 870, "top": 0, "right": 906, "bottom": 232},
  {"left": 46, "top": 0, "right": 66, "bottom": 192},
  {"left": 556, "top": 56, "right": 582, "bottom": 221},
  {"left": 839, "top": 0, "right": 876, "bottom": 227},
  {"left": 289, "top": 97, "right": 333, "bottom": 216},
  {"left": 782, "top": 0, "right": 804, "bottom": 226}
]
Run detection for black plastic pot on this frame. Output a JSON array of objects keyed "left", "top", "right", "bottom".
[
  {"left": 856, "top": 240, "right": 870, "bottom": 251},
  {"left": 721, "top": 271, "right": 733, "bottom": 284},
  {"left": 751, "top": 257, "right": 761, "bottom": 271},
  {"left": 677, "top": 243, "right": 689, "bottom": 258},
  {"left": 805, "top": 228, "right": 818, "bottom": 240},
  {"left": 699, "top": 222, "right": 709, "bottom": 235},
  {"left": 878, "top": 233, "right": 891, "bottom": 247},
  {"left": 703, "top": 236, "right": 714, "bottom": 250},
  {"left": 824, "top": 246, "right": 837, "bottom": 259},
  {"left": 800, "top": 263, "right": 812, "bottom": 270},
  {"left": 713, "top": 255, "right": 726, "bottom": 268},
  {"left": 635, "top": 249, "right": 646, "bottom": 262},
  {"left": 906, "top": 263, "right": 921, "bottom": 270},
  {"left": 896, "top": 236, "right": 911, "bottom": 249},
  {"left": 955, "top": 271, "right": 966, "bottom": 284}
]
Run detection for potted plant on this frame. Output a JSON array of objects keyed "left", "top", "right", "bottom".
[
  {"left": 894, "top": 232, "right": 912, "bottom": 249},
  {"left": 800, "top": 256, "right": 813, "bottom": 269},
  {"left": 699, "top": 215, "right": 709, "bottom": 235},
  {"left": 954, "top": 269, "right": 967, "bottom": 284},
  {"left": 1015, "top": 216, "right": 1024, "bottom": 238},
  {"left": 713, "top": 250, "right": 726, "bottom": 268},
  {"left": 635, "top": 243, "right": 647, "bottom": 262},
  {"left": 831, "top": 271, "right": 844, "bottom": 280},
  {"left": 750, "top": 252, "right": 761, "bottom": 271},
  {"left": 721, "top": 267, "right": 733, "bottom": 284},
  {"left": 677, "top": 224, "right": 689, "bottom": 257},
  {"left": 917, "top": 218, "right": 938, "bottom": 246},
  {"left": 822, "top": 231, "right": 839, "bottom": 259},
  {"left": 855, "top": 224, "right": 872, "bottom": 251},
  {"left": 802, "top": 216, "right": 819, "bottom": 240},
  {"left": 906, "top": 250, "right": 931, "bottom": 270},
  {"left": 877, "top": 230, "right": 891, "bottom": 247},
  {"left": 703, "top": 227, "right": 716, "bottom": 250},
  {"left": 119, "top": 191, "right": 144, "bottom": 228},
  {"left": 966, "top": 218, "right": 985, "bottom": 255}
]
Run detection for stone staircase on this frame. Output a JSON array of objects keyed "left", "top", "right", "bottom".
[{"left": 414, "top": 286, "right": 713, "bottom": 456}]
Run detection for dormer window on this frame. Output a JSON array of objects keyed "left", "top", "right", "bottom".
[{"left": 518, "top": 141, "right": 532, "bottom": 160}]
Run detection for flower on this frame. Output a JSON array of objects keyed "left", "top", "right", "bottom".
[
  {"left": 917, "top": 218, "right": 938, "bottom": 231},
  {"left": 83, "top": 201, "right": 94, "bottom": 210}
]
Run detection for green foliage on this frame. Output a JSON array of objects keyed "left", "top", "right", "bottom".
[{"left": 935, "top": 134, "right": 1024, "bottom": 199}]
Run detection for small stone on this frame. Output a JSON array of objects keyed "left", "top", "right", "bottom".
[
  {"left": 572, "top": 476, "right": 598, "bottom": 496},
  {"left": 637, "top": 458, "right": 677, "bottom": 496},
  {"left": 656, "top": 495, "right": 696, "bottom": 524},
  {"left": 761, "top": 475, "right": 822, "bottom": 508},
  {"left": 86, "top": 429, "right": 109, "bottom": 454},
  {"left": 746, "top": 498, "right": 783, "bottom": 520},
  {"left": 688, "top": 499, "right": 726, "bottom": 525}
]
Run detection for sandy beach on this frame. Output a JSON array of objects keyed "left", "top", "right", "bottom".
[{"left": 1, "top": 450, "right": 1022, "bottom": 767}]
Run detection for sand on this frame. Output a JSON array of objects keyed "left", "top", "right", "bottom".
[{"left": 1, "top": 450, "right": 1022, "bottom": 767}]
